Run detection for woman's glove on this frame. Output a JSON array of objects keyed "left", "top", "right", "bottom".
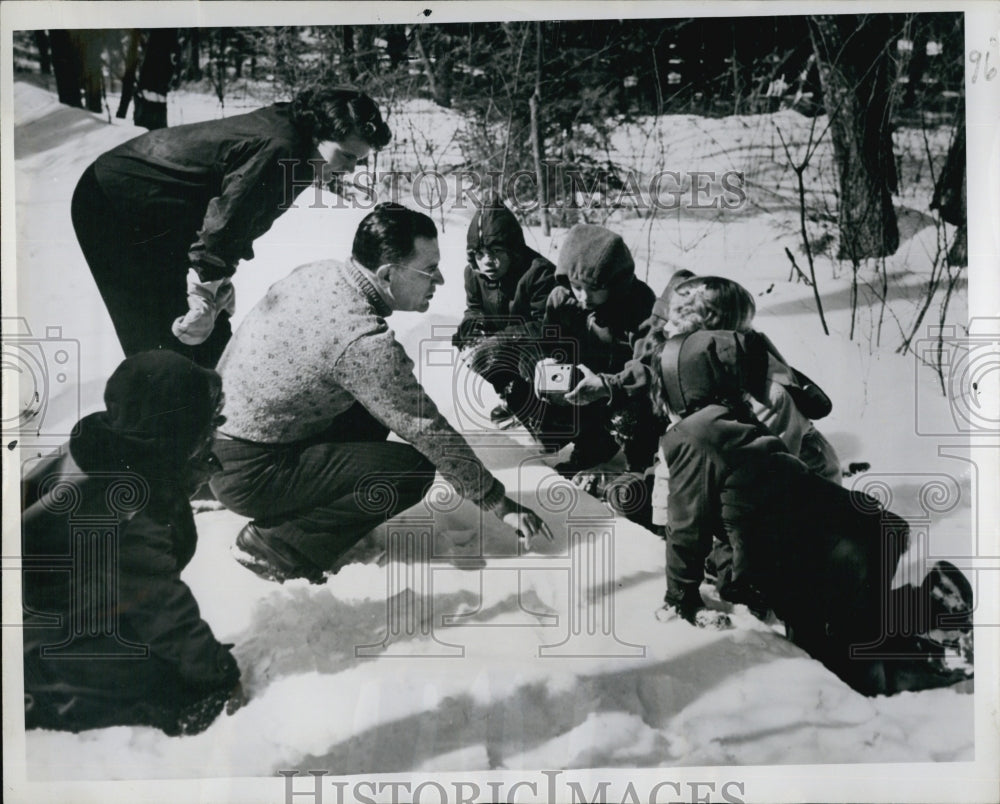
[{"left": 172, "top": 268, "right": 236, "bottom": 345}]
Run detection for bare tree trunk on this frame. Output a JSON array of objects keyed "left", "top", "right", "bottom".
[
  {"left": 413, "top": 27, "right": 451, "bottom": 108},
  {"left": 48, "top": 29, "right": 82, "bottom": 106},
  {"left": 385, "top": 28, "right": 408, "bottom": 69},
  {"left": 135, "top": 29, "right": 178, "bottom": 130},
  {"left": 183, "top": 28, "right": 202, "bottom": 81},
  {"left": 730, "top": 23, "right": 747, "bottom": 115},
  {"left": 342, "top": 26, "right": 357, "bottom": 82},
  {"left": 49, "top": 29, "right": 103, "bottom": 111},
  {"left": 79, "top": 31, "right": 104, "bottom": 113},
  {"left": 49, "top": 29, "right": 83, "bottom": 109},
  {"left": 357, "top": 25, "right": 377, "bottom": 78},
  {"left": 34, "top": 30, "right": 52, "bottom": 75},
  {"left": 931, "top": 104, "right": 967, "bottom": 267},
  {"left": 116, "top": 29, "right": 140, "bottom": 119},
  {"left": 530, "top": 22, "right": 550, "bottom": 236},
  {"left": 809, "top": 14, "right": 899, "bottom": 261},
  {"left": 208, "top": 28, "right": 228, "bottom": 107},
  {"left": 412, "top": 28, "right": 439, "bottom": 103},
  {"left": 902, "top": 14, "right": 928, "bottom": 110}
]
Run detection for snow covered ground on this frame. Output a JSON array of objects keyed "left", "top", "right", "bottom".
[{"left": 5, "top": 79, "right": 997, "bottom": 800}]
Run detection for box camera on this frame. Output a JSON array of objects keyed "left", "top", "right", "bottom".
[{"left": 535, "top": 363, "right": 581, "bottom": 395}]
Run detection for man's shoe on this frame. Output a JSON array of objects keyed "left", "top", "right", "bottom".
[{"left": 232, "top": 523, "right": 326, "bottom": 585}]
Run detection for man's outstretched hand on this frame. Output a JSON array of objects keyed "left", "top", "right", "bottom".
[{"left": 493, "top": 495, "right": 554, "bottom": 549}]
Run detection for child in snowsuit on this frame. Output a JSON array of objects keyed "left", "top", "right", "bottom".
[
  {"left": 657, "top": 276, "right": 840, "bottom": 580},
  {"left": 569, "top": 274, "right": 839, "bottom": 529},
  {"left": 21, "top": 351, "right": 242, "bottom": 735},
  {"left": 452, "top": 203, "right": 556, "bottom": 425},
  {"left": 660, "top": 276, "right": 840, "bottom": 484},
  {"left": 651, "top": 328, "right": 786, "bottom": 624},
  {"left": 650, "top": 330, "right": 973, "bottom": 695},
  {"left": 539, "top": 224, "right": 655, "bottom": 475},
  {"left": 566, "top": 269, "right": 694, "bottom": 526}
]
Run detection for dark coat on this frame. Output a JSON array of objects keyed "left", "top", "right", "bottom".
[
  {"left": 754, "top": 465, "right": 915, "bottom": 695},
  {"left": 543, "top": 277, "right": 656, "bottom": 374},
  {"left": 90, "top": 103, "right": 320, "bottom": 280},
  {"left": 21, "top": 352, "right": 238, "bottom": 734},
  {"left": 453, "top": 206, "right": 556, "bottom": 348},
  {"left": 661, "top": 402, "right": 792, "bottom": 608},
  {"left": 656, "top": 330, "right": 943, "bottom": 696}
]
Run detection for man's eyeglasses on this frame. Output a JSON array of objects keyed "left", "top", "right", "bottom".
[{"left": 405, "top": 264, "right": 443, "bottom": 282}]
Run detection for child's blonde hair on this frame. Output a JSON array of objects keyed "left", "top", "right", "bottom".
[{"left": 664, "top": 276, "right": 756, "bottom": 336}]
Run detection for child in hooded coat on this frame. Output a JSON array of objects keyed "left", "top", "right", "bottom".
[
  {"left": 568, "top": 274, "right": 839, "bottom": 530},
  {"left": 452, "top": 203, "right": 556, "bottom": 424},
  {"left": 650, "top": 329, "right": 973, "bottom": 695},
  {"left": 21, "top": 351, "right": 242, "bottom": 736},
  {"left": 539, "top": 224, "right": 655, "bottom": 474}
]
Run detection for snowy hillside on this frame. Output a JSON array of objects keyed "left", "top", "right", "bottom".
[{"left": 8, "top": 79, "right": 989, "bottom": 794}]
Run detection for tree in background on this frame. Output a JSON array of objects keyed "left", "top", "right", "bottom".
[
  {"left": 177, "top": 29, "right": 202, "bottom": 82},
  {"left": 33, "top": 30, "right": 52, "bottom": 75},
  {"left": 24, "top": 17, "right": 963, "bottom": 238},
  {"left": 48, "top": 29, "right": 104, "bottom": 112},
  {"left": 134, "top": 29, "right": 180, "bottom": 129},
  {"left": 931, "top": 102, "right": 966, "bottom": 268},
  {"left": 809, "top": 14, "right": 900, "bottom": 261},
  {"left": 116, "top": 30, "right": 141, "bottom": 119}
]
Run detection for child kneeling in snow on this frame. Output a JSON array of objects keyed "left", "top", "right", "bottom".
[
  {"left": 451, "top": 201, "right": 556, "bottom": 426},
  {"left": 655, "top": 275, "right": 840, "bottom": 580},
  {"left": 649, "top": 329, "right": 973, "bottom": 695},
  {"left": 21, "top": 351, "right": 244, "bottom": 735},
  {"left": 567, "top": 274, "right": 839, "bottom": 531},
  {"left": 536, "top": 224, "right": 656, "bottom": 475}
]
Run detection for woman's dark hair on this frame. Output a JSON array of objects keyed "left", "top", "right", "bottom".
[
  {"left": 352, "top": 203, "right": 437, "bottom": 270},
  {"left": 290, "top": 85, "right": 392, "bottom": 149}
]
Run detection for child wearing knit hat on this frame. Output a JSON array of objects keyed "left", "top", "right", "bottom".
[{"left": 535, "top": 224, "right": 655, "bottom": 475}]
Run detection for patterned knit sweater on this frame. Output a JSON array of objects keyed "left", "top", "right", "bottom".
[{"left": 216, "top": 259, "right": 506, "bottom": 509}]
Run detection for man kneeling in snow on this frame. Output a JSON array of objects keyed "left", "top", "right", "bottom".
[
  {"left": 211, "top": 203, "right": 552, "bottom": 584},
  {"left": 22, "top": 351, "right": 243, "bottom": 735},
  {"left": 648, "top": 328, "right": 973, "bottom": 696}
]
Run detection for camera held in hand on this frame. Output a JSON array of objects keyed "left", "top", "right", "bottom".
[{"left": 534, "top": 362, "right": 583, "bottom": 398}]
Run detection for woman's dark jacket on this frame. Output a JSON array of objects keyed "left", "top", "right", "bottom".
[{"left": 90, "top": 103, "right": 321, "bottom": 280}]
